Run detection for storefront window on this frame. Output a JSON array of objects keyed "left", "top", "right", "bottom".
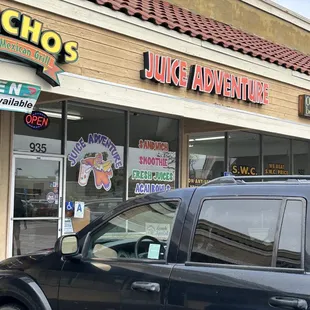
[
  {"left": 188, "top": 132, "right": 225, "bottom": 186},
  {"left": 229, "top": 132, "right": 260, "bottom": 176},
  {"left": 14, "top": 102, "right": 64, "bottom": 154},
  {"left": 292, "top": 139, "right": 310, "bottom": 175},
  {"left": 66, "top": 103, "right": 125, "bottom": 232},
  {"left": 128, "top": 113, "right": 178, "bottom": 197},
  {"left": 263, "top": 135, "right": 290, "bottom": 175},
  {"left": 13, "top": 220, "right": 58, "bottom": 256}
]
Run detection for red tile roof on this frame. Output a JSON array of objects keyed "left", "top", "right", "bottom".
[{"left": 92, "top": 0, "right": 310, "bottom": 75}]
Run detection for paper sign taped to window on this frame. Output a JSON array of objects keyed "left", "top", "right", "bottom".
[
  {"left": 145, "top": 223, "right": 170, "bottom": 239},
  {"left": 148, "top": 243, "right": 161, "bottom": 259},
  {"left": 64, "top": 218, "right": 74, "bottom": 234},
  {"left": 74, "top": 201, "right": 85, "bottom": 218}
]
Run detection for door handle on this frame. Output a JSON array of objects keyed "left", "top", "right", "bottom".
[
  {"left": 269, "top": 296, "right": 308, "bottom": 310},
  {"left": 131, "top": 281, "right": 160, "bottom": 293}
]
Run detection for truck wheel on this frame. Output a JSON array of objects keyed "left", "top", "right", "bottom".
[{"left": 0, "top": 305, "right": 25, "bottom": 310}]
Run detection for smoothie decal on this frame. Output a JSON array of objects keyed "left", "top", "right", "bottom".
[
  {"left": 134, "top": 139, "right": 174, "bottom": 195},
  {"left": 68, "top": 133, "right": 123, "bottom": 191}
]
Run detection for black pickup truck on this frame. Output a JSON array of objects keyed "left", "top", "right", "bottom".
[{"left": 0, "top": 175, "right": 309, "bottom": 310}]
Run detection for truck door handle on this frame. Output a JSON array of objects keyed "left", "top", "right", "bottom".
[
  {"left": 131, "top": 281, "right": 160, "bottom": 293},
  {"left": 269, "top": 296, "right": 308, "bottom": 310}
]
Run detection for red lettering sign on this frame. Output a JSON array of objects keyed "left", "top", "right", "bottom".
[
  {"left": 24, "top": 111, "right": 49, "bottom": 130},
  {"left": 141, "top": 51, "right": 269, "bottom": 105}
]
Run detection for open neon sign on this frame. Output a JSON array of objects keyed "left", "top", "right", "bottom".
[{"left": 24, "top": 111, "right": 49, "bottom": 130}]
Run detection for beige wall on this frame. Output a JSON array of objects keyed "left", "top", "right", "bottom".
[
  {"left": 2, "top": 0, "right": 309, "bottom": 127},
  {"left": 167, "top": 0, "right": 310, "bottom": 55},
  {"left": 0, "top": 111, "right": 13, "bottom": 260}
]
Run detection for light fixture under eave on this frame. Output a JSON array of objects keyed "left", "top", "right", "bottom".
[
  {"left": 189, "top": 136, "right": 225, "bottom": 142},
  {"left": 40, "top": 110, "right": 83, "bottom": 121}
]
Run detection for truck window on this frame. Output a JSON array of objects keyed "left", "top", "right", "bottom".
[
  {"left": 86, "top": 201, "right": 179, "bottom": 261},
  {"left": 276, "top": 200, "right": 304, "bottom": 269},
  {"left": 190, "top": 198, "right": 282, "bottom": 267}
]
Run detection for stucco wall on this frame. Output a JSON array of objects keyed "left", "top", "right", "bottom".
[
  {"left": 167, "top": 0, "right": 310, "bottom": 55},
  {"left": 0, "top": 111, "right": 12, "bottom": 260}
]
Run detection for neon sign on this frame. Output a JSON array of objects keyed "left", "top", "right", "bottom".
[{"left": 24, "top": 111, "right": 49, "bottom": 130}]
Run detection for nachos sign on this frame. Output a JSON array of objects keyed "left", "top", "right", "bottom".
[{"left": 0, "top": 8, "right": 79, "bottom": 87}]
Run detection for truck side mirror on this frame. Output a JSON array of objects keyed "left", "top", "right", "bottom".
[{"left": 55, "top": 234, "right": 79, "bottom": 257}]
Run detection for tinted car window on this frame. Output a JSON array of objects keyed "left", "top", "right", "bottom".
[
  {"left": 87, "top": 201, "right": 178, "bottom": 260},
  {"left": 191, "top": 198, "right": 282, "bottom": 266},
  {"left": 276, "top": 200, "right": 304, "bottom": 269}
]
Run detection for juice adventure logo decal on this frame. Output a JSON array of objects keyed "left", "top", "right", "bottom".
[
  {"left": 140, "top": 51, "right": 269, "bottom": 105},
  {"left": 0, "top": 79, "right": 40, "bottom": 113},
  {"left": 68, "top": 133, "right": 123, "bottom": 191},
  {"left": 0, "top": 9, "right": 79, "bottom": 87}
]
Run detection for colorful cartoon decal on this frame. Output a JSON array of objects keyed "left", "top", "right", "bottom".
[{"left": 68, "top": 133, "right": 123, "bottom": 191}]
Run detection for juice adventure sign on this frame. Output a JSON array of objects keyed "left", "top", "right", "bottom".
[
  {"left": 0, "top": 79, "right": 40, "bottom": 113},
  {"left": 140, "top": 51, "right": 269, "bottom": 105},
  {"left": 132, "top": 139, "right": 175, "bottom": 195},
  {"left": 0, "top": 9, "right": 79, "bottom": 87},
  {"left": 68, "top": 133, "right": 123, "bottom": 191}
]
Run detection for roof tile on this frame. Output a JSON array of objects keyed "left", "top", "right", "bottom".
[{"left": 91, "top": 0, "right": 310, "bottom": 75}]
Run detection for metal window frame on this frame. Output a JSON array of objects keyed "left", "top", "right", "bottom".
[
  {"left": 274, "top": 198, "right": 306, "bottom": 270},
  {"left": 8, "top": 154, "right": 64, "bottom": 257},
  {"left": 124, "top": 111, "right": 130, "bottom": 201}
]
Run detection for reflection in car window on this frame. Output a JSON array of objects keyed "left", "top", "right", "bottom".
[
  {"left": 276, "top": 200, "right": 303, "bottom": 269},
  {"left": 88, "top": 201, "right": 178, "bottom": 260},
  {"left": 191, "top": 199, "right": 282, "bottom": 266},
  {"left": 85, "top": 198, "right": 123, "bottom": 222}
]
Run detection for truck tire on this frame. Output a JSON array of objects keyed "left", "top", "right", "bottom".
[{"left": 0, "top": 305, "right": 25, "bottom": 310}]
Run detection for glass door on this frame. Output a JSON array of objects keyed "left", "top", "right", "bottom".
[{"left": 9, "top": 155, "right": 63, "bottom": 256}]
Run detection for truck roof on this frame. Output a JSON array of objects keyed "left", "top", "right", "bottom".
[{"left": 195, "top": 175, "right": 310, "bottom": 200}]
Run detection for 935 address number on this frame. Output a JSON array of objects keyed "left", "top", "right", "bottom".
[{"left": 30, "top": 143, "right": 47, "bottom": 153}]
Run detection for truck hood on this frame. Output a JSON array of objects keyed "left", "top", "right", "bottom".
[{"left": 0, "top": 248, "right": 54, "bottom": 271}]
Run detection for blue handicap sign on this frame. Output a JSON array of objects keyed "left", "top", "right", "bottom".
[{"left": 65, "top": 201, "right": 74, "bottom": 211}]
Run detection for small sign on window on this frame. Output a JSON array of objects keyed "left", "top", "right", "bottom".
[{"left": 145, "top": 223, "right": 170, "bottom": 239}]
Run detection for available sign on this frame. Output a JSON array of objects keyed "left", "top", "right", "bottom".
[
  {"left": 0, "top": 79, "right": 40, "bottom": 113},
  {"left": 0, "top": 9, "right": 79, "bottom": 86},
  {"left": 141, "top": 51, "right": 269, "bottom": 105}
]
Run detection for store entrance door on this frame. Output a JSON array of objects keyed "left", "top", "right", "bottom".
[{"left": 10, "top": 154, "right": 63, "bottom": 256}]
